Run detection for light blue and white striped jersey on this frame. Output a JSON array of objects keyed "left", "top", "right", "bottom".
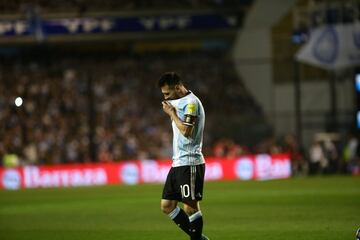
[{"left": 168, "top": 91, "right": 205, "bottom": 167}]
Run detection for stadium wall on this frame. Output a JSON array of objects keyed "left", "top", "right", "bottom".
[
  {"left": 273, "top": 80, "right": 354, "bottom": 148},
  {"left": 233, "top": 0, "right": 297, "bottom": 117}
]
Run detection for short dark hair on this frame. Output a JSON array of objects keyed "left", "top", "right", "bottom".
[{"left": 158, "top": 72, "right": 182, "bottom": 88}]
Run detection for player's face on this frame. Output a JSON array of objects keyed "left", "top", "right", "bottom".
[{"left": 161, "top": 84, "right": 180, "bottom": 100}]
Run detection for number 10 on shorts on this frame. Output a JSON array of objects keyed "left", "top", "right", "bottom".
[{"left": 180, "top": 184, "right": 190, "bottom": 198}]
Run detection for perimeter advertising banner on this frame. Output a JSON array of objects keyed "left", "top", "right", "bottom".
[{"left": 0, "top": 154, "right": 291, "bottom": 190}]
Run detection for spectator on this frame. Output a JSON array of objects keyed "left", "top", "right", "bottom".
[
  {"left": 309, "top": 140, "right": 326, "bottom": 175},
  {"left": 283, "top": 134, "right": 308, "bottom": 176},
  {"left": 341, "top": 134, "right": 359, "bottom": 174}
]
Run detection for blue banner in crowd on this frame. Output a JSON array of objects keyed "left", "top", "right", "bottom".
[
  {"left": 296, "top": 23, "right": 360, "bottom": 70},
  {"left": 0, "top": 14, "right": 240, "bottom": 37}
]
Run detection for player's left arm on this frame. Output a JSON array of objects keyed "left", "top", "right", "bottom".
[{"left": 162, "top": 101, "right": 196, "bottom": 138}]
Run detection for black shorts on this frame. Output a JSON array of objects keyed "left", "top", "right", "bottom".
[{"left": 162, "top": 164, "right": 205, "bottom": 201}]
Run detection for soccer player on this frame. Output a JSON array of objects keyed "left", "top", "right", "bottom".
[{"left": 158, "top": 72, "right": 209, "bottom": 240}]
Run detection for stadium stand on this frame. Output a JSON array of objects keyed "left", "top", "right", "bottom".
[
  {"left": 0, "top": 0, "right": 358, "bottom": 176},
  {"left": 0, "top": 50, "right": 264, "bottom": 165}
]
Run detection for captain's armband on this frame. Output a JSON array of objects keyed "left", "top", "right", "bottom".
[{"left": 183, "top": 114, "right": 196, "bottom": 127}]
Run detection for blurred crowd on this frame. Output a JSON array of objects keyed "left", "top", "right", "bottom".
[
  {"left": 212, "top": 133, "right": 360, "bottom": 175},
  {"left": 0, "top": 51, "right": 260, "bottom": 166},
  {"left": 0, "top": 0, "right": 253, "bottom": 14},
  {"left": 306, "top": 133, "right": 359, "bottom": 175},
  {"left": 293, "top": 0, "right": 359, "bottom": 40}
]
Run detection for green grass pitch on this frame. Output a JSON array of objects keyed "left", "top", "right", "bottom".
[{"left": 0, "top": 176, "right": 359, "bottom": 240}]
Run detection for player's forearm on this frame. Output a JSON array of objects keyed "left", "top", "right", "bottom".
[{"left": 169, "top": 112, "right": 191, "bottom": 137}]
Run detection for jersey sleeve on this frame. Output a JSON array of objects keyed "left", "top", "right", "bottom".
[{"left": 184, "top": 100, "right": 198, "bottom": 116}]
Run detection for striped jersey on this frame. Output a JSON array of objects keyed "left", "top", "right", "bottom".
[{"left": 167, "top": 91, "right": 205, "bottom": 167}]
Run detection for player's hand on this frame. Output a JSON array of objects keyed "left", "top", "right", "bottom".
[{"left": 162, "top": 101, "right": 176, "bottom": 116}]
